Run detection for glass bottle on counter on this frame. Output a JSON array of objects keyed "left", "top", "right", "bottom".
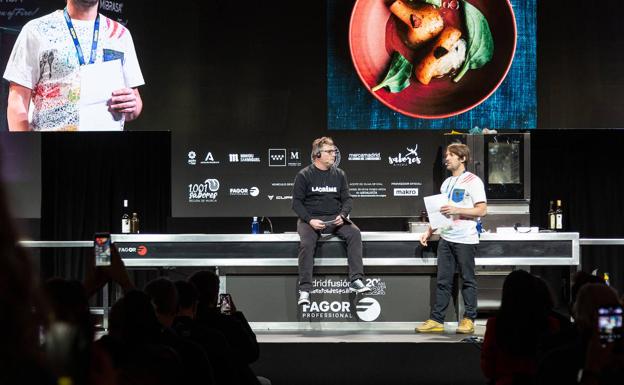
[
  {"left": 131, "top": 213, "right": 140, "bottom": 234},
  {"left": 555, "top": 200, "right": 563, "bottom": 231},
  {"left": 121, "top": 200, "right": 131, "bottom": 234},
  {"left": 547, "top": 200, "right": 556, "bottom": 231},
  {"left": 251, "top": 217, "right": 260, "bottom": 234}
]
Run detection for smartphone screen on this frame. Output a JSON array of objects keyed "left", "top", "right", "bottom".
[
  {"left": 219, "top": 293, "right": 232, "bottom": 314},
  {"left": 598, "top": 306, "right": 623, "bottom": 345},
  {"left": 94, "top": 232, "right": 111, "bottom": 266}
]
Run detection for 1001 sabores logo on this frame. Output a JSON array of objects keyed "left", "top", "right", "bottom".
[{"left": 188, "top": 179, "right": 219, "bottom": 202}]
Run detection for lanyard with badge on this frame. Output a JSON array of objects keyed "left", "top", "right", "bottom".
[
  {"left": 446, "top": 170, "right": 466, "bottom": 201},
  {"left": 63, "top": 8, "right": 100, "bottom": 65}
]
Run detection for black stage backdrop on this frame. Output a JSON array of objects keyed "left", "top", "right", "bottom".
[
  {"left": 40, "top": 132, "right": 170, "bottom": 285},
  {"left": 530, "top": 129, "right": 624, "bottom": 299}
]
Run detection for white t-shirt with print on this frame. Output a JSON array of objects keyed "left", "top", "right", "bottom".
[
  {"left": 439, "top": 171, "right": 487, "bottom": 244},
  {"left": 3, "top": 10, "right": 144, "bottom": 131}
]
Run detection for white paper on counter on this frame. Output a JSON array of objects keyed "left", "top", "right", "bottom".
[
  {"left": 79, "top": 59, "right": 125, "bottom": 131},
  {"left": 423, "top": 193, "right": 453, "bottom": 229}
]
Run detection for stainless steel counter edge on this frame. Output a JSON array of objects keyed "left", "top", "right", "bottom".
[
  {"left": 120, "top": 257, "right": 577, "bottom": 267},
  {"left": 18, "top": 232, "right": 584, "bottom": 246},
  {"left": 110, "top": 232, "right": 579, "bottom": 243}
]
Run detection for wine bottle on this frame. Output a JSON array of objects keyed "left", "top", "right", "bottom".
[
  {"left": 555, "top": 200, "right": 563, "bottom": 231},
  {"left": 121, "top": 200, "right": 131, "bottom": 234},
  {"left": 547, "top": 200, "right": 555, "bottom": 231},
  {"left": 131, "top": 212, "right": 140, "bottom": 234}
]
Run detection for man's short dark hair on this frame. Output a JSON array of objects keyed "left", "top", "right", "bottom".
[
  {"left": 174, "top": 280, "right": 198, "bottom": 309},
  {"left": 189, "top": 270, "right": 220, "bottom": 305},
  {"left": 144, "top": 277, "right": 178, "bottom": 316},
  {"left": 446, "top": 142, "right": 470, "bottom": 164}
]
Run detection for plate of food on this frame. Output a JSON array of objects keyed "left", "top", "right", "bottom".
[{"left": 349, "top": 0, "right": 516, "bottom": 119}]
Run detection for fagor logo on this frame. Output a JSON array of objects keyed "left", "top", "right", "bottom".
[
  {"left": 137, "top": 245, "right": 148, "bottom": 256},
  {"left": 302, "top": 301, "right": 351, "bottom": 313},
  {"left": 356, "top": 297, "right": 381, "bottom": 322},
  {"left": 249, "top": 187, "right": 259, "bottom": 197}
]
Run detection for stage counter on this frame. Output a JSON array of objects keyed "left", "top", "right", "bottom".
[{"left": 108, "top": 232, "right": 579, "bottom": 330}]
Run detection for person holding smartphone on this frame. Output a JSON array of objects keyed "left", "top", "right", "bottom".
[
  {"left": 292, "top": 136, "right": 370, "bottom": 306},
  {"left": 537, "top": 283, "right": 624, "bottom": 385}
]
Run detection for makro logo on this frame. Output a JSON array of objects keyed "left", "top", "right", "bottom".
[
  {"left": 137, "top": 245, "right": 148, "bottom": 256},
  {"left": 394, "top": 188, "right": 419, "bottom": 196},
  {"left": 356, "top": 297, "right": 381, "bottom": 322},
  {"left": 200, "top": 152, "right": 220, "bottom": 165},
  {"left": 187, "top": 151, "right": 196, "bottom": 165},
  {"left": 389, "top": 145, "right": 422, "bottom": 166},
  {"left": 188, "top": 179, "right": 219, "bottom": 202},
  {"left": 312, "top": 186, "right": 337, "bottom": 193},
  {"left": 268, "top": 149, "right": 287, "bottom": 167}
]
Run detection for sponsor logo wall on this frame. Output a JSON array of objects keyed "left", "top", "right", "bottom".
[{"left": 172, "top": 132, "right": 444, "bottom": 217}]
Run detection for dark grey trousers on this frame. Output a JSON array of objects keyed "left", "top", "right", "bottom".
[
  {"left": 430, "top": 238, "right": 478, "bottom": 323},
  {"left": 297, "top": 216, "right": 364, "bottom": 291}
]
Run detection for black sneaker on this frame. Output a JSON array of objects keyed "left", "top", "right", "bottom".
[{"left": 349, "top": 279, "right": 371, "bottom": 293}]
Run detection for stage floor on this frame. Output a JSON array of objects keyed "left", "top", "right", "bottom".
[{"left": 255, "top": 322, "right": 486, "bottom": 343}]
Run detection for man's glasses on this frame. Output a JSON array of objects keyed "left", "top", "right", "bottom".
[{"left": 321, "top": 149, "right": 338, "bottom": 154}]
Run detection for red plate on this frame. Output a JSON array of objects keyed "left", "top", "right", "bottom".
[{"left": 349, "top": 0, "right": 517, "bottom": 119}]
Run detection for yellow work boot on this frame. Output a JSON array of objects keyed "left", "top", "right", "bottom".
[
  {"left": 415, "top": 319, "right": 444, "bottom": 333},
  {"left": 456, "top": 318, "right": 474, "bottom": 334}
]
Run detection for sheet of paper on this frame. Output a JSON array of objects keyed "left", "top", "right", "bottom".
[
  {"left": 79, "top": 59, "right": 125, "bottom": 131},
  {"left": 423, "top": 193, "right": 453, "bottom": 229}
]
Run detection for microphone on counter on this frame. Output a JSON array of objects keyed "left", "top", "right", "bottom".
[{"left": 261, "top": 216, "right": 274, "bottom": 234}]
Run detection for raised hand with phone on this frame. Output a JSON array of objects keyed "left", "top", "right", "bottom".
[
  {"left": 219, "top": 293, "right": 237, "bottom": 315},
  {"left": 84, "top": 233, "right": 134, "bottom": 297}
]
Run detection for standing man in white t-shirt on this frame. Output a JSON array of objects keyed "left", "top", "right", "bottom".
[
  {"left": 3, "top": 0, "right": 144, "bottom": 131},
  {"left": 416, "top": 143, "right": 487, "bottom": 334}
]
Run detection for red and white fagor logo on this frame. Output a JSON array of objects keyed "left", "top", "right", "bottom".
[{"left": 117, "top": 246, "right": 148, "bottom": 256}]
